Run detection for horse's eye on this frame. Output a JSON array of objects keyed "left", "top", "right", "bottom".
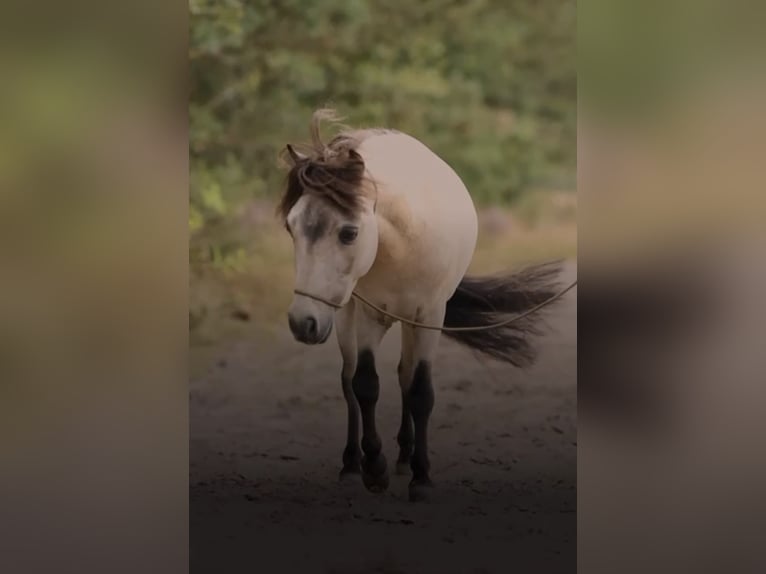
[{"left": 338, "top": 226, "right": 358, "bottom": 245}]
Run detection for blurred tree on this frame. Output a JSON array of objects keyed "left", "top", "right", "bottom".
[{"left": 190, "top": 0, "right": 575, "bottom": 232}]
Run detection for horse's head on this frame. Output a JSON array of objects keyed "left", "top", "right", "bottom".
[{"left": 279, "top": 130, "right": 378, "bottom": 345}]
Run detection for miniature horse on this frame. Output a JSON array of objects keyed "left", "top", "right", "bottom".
[{"left": 279, "top": 109, "right": 562, "bottom": 501}]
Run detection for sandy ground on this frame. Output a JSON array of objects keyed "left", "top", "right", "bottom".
[{"left": 190, "top": 262, "right": 577, "bottom": 574}]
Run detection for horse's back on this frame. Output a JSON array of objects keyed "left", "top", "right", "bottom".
[
  {"left": 357, "top": 130, "right": 477, "bottom": 237},
  {"left": 356, "top": 130, "right": 478, "bottom": 300}
]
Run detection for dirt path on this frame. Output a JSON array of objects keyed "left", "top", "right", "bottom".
[{"left": 190, "top": 263, "right": 577, "bottom": 573}]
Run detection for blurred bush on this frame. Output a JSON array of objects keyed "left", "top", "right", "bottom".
[{"left": 190, "top": 0, "right": 576, "bottom": 242}]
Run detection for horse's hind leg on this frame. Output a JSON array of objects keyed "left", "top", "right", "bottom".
[
  {"left": 349, "top": 306, "right": 391, "bottom": 492},
  {"left": 400, "top": 305, "right": 445, "bottom": 502},
  {"left": 395, "top": 327, "right": 414, "bottom": 474}
]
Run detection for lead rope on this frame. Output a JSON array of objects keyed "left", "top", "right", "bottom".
[{"left": 293, "top": 279, "right": 577, "bottom": 332}]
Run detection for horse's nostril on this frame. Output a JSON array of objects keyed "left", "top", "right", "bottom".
[
  {"left": 288, "top": 312, "right": 300, "bottom": 335},
  {"left": 288, "top": 311, "right": 322, "bottom": 342},
  {"left": 305, "top": 316, "right": 317, "bottom": 337}
]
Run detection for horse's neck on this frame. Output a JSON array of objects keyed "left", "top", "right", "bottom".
[
  {"left": 376, "top": 214, "right": 409, "bottom": 267},
  {"left": 367, "top": 194, "right": 419, "bottom": 280}
]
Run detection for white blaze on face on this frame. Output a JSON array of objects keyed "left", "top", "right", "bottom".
[{"left": 285, "top": 194, "right": 378, "bottom": 343}]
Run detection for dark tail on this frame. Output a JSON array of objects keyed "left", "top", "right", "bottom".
[{"left": 443, "top": 261, "right": 565, "bottom": 367}]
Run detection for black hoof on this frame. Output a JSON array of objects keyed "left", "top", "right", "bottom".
[
  {"left": 361, "top": 453, "right": 389, "bottom": 493},
  {"left": 408, "top": 478, "right": 433, "bottom": 502},
  {"left": 339, "top": 463, "right": 361, "bottom": 482}
]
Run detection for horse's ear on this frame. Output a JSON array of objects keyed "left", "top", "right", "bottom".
[
  {"left": 348, "top": 149, "right": 365, "bottom": 171},
  {"left": 285, "top": 144, "right": 306, "bottom": 164},
  {"left": 346, "top": 149, "right": 365, "bottom": 181}
]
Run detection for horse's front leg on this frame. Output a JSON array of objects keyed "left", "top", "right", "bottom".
[
  {"left": 400, "top": 304, "right": 444, "bottom": 502},
  {"left": 336, "top": 300, "right": 361, "bottom": 479},
  {"left": 350, "top": 306, "right": 391, "bottom": 492}
]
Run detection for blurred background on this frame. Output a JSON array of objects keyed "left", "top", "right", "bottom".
[
  {"left": 579, "top": 2, "right": 766, "bottom": 573},
  {"left": 0, "top": 2, "right": 188, "bottom": 573},
  {"left": 189, "top": 0, "right": 577, "bottom": 353}
]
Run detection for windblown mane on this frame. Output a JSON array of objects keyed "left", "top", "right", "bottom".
[{"left": 278, "top": 109, "right": 372, "bottom": 220}]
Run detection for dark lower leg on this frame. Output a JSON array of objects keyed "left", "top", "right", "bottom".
[
  {"left": 352, "top": 349, "right": 388, "bottom": 491},
  {"left": 409, "top": 360, "right": 434, "bottom": 497},
  {"left": 396, "top": 358, "right": 414, "bottom": 469},
  {"left": 396, "top": 391, "right": 413, "bottom": 468},
  {"left": 340, "top": 375, "right": 361, "bottom": 475}
]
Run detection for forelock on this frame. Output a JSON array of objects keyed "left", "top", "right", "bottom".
[{"left": 278, "top": 109, "right": 368, "bottom": 222}]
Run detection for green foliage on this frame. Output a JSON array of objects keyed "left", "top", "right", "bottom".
[{"left": 190, "top": 0, "right": 575, "bottom": 231}]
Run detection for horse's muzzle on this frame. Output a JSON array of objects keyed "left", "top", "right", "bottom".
[{"left": 288, "top": 311, "right": 333, "bottom": 345}]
